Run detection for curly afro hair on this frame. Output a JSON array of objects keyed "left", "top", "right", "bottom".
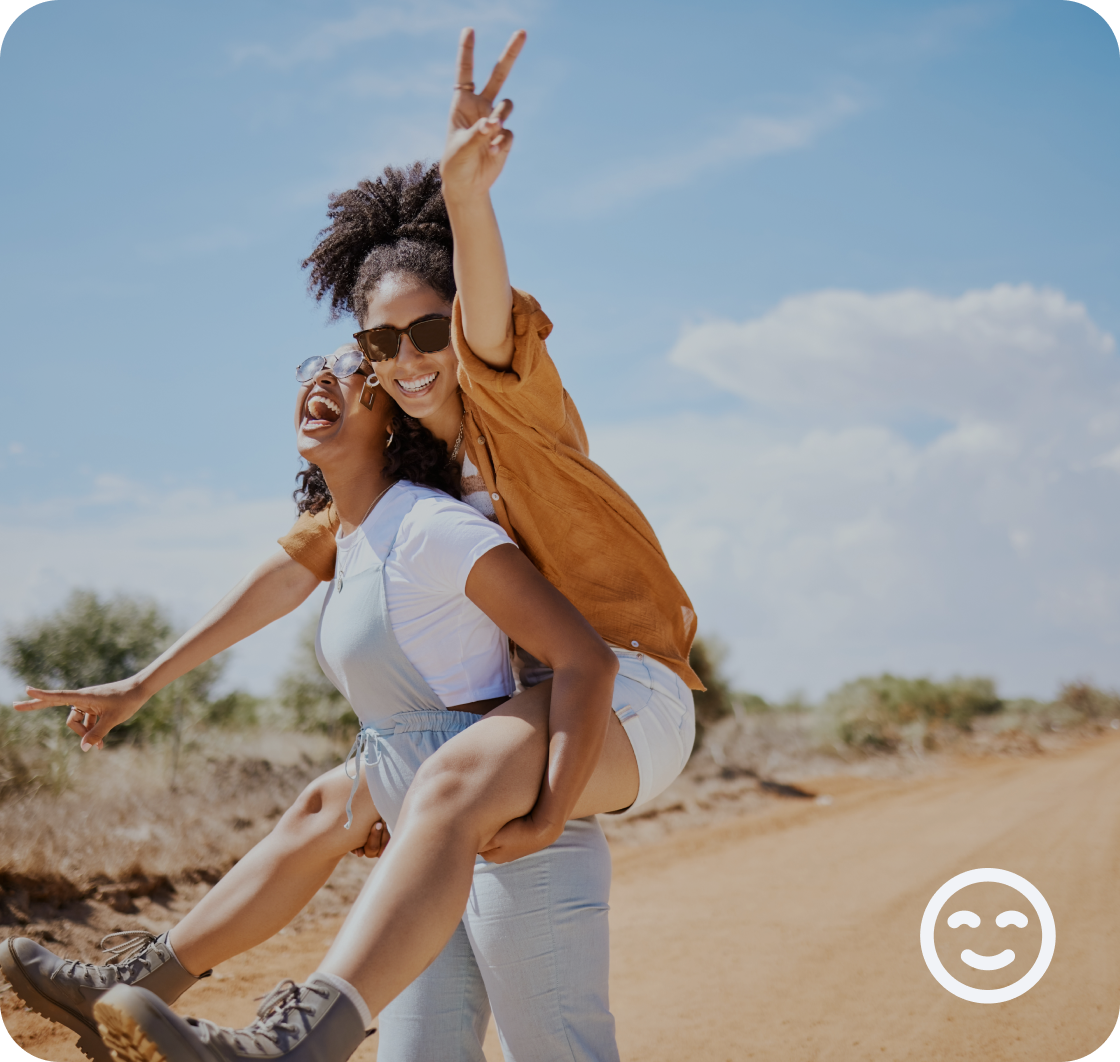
[
  {"left": 302, "top": 162, "right": 454, "bottom": 325},
  {"left": 294, "top": 405, "right": 462, "bottom": 516}
]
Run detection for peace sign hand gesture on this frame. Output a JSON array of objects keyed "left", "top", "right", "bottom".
[{"left": 440, "top": 28, "right": 526, "bottom": 203}]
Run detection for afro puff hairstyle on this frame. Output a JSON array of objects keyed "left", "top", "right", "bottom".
[
  {"left": 302, "top": 161, "right": 455, "bottom": 325},
  {"left": 294, "top": 162, "right": 463, "bottom": 513}
]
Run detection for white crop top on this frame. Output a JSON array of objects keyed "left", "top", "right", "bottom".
[{"left": 327, "top": 481, "right": 516, "bottom": 706}]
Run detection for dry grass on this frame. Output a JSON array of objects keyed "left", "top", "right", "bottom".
[
  {"left": 0, "top": 729, "right": 355, "bottom": 964},
  {"left": 7, "top": 703, "right": 1116, "bottom": 883},
  {"left": 1, "top": 730, "right": 346, "bottom": 886},
  {"left": 0, "top": 730, "right": 350, "bottom": 929},
  {"left": 4, "top": 694, "right": 1119, "bottom": 967}
]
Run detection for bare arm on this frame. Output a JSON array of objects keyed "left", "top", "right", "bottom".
[
  {"left": 440, "top": 27, "right": 526, "bottom": 369},
  {"left": 15, "top": 551, "right": 321, "bottom": 748},
  {"left": 464, "top": 543, "right": 618, "bottom": 840}
]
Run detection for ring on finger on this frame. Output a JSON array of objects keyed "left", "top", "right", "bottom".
[{"left": 454, "top": 81, "right": 475, "bottom": 91}]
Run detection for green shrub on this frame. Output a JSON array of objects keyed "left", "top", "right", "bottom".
[
  {"left": 5, "top": 590, "right": 172, "bottom": 689},
  {"left": 3, "top": 590, "right": 227, "bottom": 744},
  {"left": 0, "top": 702, "right": 74, "bottom": 798},
  {"left": 0, "top": 591, "right": 258, "bottom": 798},
  {"left": 1055, "top": 681, "right": 1120, "bottom": 721},
  {"left": 819, "top": 673, "right": 1003, "bottom": 751},
  {"left": 690, "top": 638, "right": 735, "bottom": 727},
  {"left": 688, "top": 636, "right": 738, "bottom": 753},
  {"left": 990, "top": 683, "right": 1120, "bottom": 735},
  {"left": 733, "top": 691, "right": 774, "bottom": 714},
  {"left": 202, "top": 690, "right": 262, "bottom": 729}
]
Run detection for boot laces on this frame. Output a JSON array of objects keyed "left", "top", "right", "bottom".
[
  {"left": 100, "top": 931, "right": 160, "bottom": 964},
  {"left": 189, "top": 980, "right": 330, "bottom": 1052},
  {"left": 58, "top": 931, "right": 161, "bottom": 987},
  {"left": 252, "top": 980, "right": 330, "bottom": 1039}
]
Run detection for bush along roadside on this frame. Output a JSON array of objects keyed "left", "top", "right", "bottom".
[
  {"left": 814, "top": 673, "right": 1120, "bottom": 753},
  {"left": 1, "top": 590, "right": 260, "bottom": 797}
]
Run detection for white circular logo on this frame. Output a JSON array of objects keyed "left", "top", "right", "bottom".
[{"left": 920, "top": 868, "right": 1056, "bottom": 1003}]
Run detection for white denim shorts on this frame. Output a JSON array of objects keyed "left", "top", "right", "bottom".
[
  {"left": 609, "top": 648, "right": 695, "bottom": 809},
  {"left": 517, "top": 645, "right": 696, "bottom": 811}
]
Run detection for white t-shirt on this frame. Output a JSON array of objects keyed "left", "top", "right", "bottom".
[{"left": 331, "top": 482, "right": 516, "bottom": 706}]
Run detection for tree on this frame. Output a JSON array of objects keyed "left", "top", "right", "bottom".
[
  {"left": 2, "top": 589, "right": 225, "bottom": 744},
  {"left": 688, "top": 636, "right": 737, "bottom": 753}
]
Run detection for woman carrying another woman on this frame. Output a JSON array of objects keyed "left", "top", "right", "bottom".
[
  {"left": 7, "top": 28, "right": 700, "bottom": 1062},
  {"left": 6, "top": 346, "right": 623, "bottom": 1062}
]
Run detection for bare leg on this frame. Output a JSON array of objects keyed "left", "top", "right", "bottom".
[
  {"left": 318, "top": 679, "right": 638, "bottom": 1010},
  {"left": 169, "top": 764, "right": 382, "bottom": 975}
]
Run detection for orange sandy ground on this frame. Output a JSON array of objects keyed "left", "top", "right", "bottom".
[{"left": 6, "top": 732, "right": 1120, "bottom": 1062}]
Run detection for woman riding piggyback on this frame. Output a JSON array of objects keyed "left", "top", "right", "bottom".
[{"left": 287, "top": 156, "right": 703, "bottom": 812}]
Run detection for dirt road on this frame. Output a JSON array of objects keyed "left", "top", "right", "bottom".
[{"left": 7, "top": 733, "right": 1120, "bottom": 1062}]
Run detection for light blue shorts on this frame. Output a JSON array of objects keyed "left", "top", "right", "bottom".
[{"left": 361, "top": 710, "right": 620, "bottom": 1062}]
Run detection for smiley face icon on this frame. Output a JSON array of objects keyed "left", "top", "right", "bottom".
[{"left": 920, "top": 868, "right": 1056, "bottom": 1003}]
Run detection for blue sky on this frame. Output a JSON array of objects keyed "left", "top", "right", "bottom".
[{"left": 1, "top": 0, "right": 1118, "bottom": 701}]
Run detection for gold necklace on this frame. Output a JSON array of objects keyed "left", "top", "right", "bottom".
[
  {"left": 449, "top": 413, "right": 466, "bottom": 463},
  {"left": 336, "top": 483, "right": 392, "bottom": 593}
]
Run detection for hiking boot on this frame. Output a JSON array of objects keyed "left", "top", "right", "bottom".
[
  {"left": 94, "top": 977, "right": 368, "bottom": 1062},
  {"left": 0, "top": 931, "right": 207, "bottom": 1062}
]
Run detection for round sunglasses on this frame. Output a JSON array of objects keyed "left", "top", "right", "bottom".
[
  {"left": 352, "top": 315, "right": 452, "bottom": 362},
  {"left": 295, "top": 348, "right": 374, "bottom": 384}
]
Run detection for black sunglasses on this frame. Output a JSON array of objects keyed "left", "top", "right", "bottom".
[{"left": 353, "top": 316, "right": 452, "bottom": 362}]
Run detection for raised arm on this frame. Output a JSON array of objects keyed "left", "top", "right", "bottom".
[
  {"left": 15, "top": 551, "right": 320, "bottom": 749},
  {"left": 440, "top": 27, "right": 526, "bottom": 370}
]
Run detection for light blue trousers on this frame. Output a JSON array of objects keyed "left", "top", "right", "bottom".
[{"left": 360, "top": 710, "right": 620, "bottom": 1062}]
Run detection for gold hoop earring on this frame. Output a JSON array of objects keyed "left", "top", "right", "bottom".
[{"left": 386, "top": 429, "right": 394, "bottom": 449}]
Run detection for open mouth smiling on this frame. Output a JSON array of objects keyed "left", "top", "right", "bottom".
[
  {"left": 302, "top": 393, "right": 341, "bottom": 430},
  {"left": 395, "top": 371, "right": 438, "bottom": 397}
]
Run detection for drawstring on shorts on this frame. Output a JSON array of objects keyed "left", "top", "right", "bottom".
[
  {"left": 343, "top": 726, "right": 389, "bottom": 830},
  {"left": 341, "top": 710, "right": 484, "bottom": 830}
]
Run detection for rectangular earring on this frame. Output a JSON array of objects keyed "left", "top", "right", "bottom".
[{"left": 360, "top": 376, "right": 379, "bottom": 409}]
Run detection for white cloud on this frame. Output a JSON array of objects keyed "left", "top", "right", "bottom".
[
  {"left": 588, "top": 283, "right": 1120, "bottom": 700},
  {"left": 1093, "top": 444, "right": 1120, "bottom": 472},
  {"left": 0, "top": 477, "right": 322, "bottom": 701},
  {"left": 669, "top": 284, "right": 1118, "bottom": 419},
  {"left": 231, "top": 1, "right": 534, "bottom": 69},
  {"left": 571, "top": 94, "right": 863, "bottom": 213},
  {"left": 7, "top": 283, "right": 1118, "bottom": 707}
]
